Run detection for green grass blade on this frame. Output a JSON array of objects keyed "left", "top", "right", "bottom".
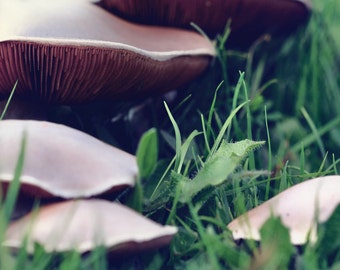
[
  {"left": 264, "top": 106, "right": 272, "bottom": 200},
  {"left": 210, "top": 100, "right": 249, "bottom": 157},
  {"left": 300, "top": 107, "right": 326, "bottom": 157},
  {"left": 2, "top": 132, "right": 26, "bottom": 220},
  {"left": 0, "top": 81, "right": 18, "bottom": 120},
  {"left": 164, "top": 102, "right": 182, "bottom": 172}
]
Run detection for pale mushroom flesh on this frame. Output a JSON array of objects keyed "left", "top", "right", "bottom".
[
  {"left": 0, "top": 120, "right": 137, "bottom": 198},
  {"left": 3, "top": 199, "right": 178, "bottom": 253},
  {"left": 227, "top": 175, "right": 340, "bottom": 244}
]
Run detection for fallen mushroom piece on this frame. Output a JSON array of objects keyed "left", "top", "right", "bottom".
[
  {"left": 3, "top": 199, "right": 178, "bottom": 253},
  {"left": 0, "top": 120, "right": 137, "bottom": 198},
  {"left": 0, "top": 0, "right": 214, "bottom": 104},
  {"left": 99, "top": 0, "right": 311, "bottom": 48},
  {"left": 227, "top": 175, "right": 340, "bottom": 244}
]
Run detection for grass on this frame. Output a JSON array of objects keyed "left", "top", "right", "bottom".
[{"left": 1, "top": 0, "right": 340, "bottom": 269}]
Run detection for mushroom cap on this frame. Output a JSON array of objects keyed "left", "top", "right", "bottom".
[
  {"left": 0, "top": 120, "right": 137, "bottom": 198},
  {"left": 227, "top": 175, "right": 340, "bottom": 244},
  {"left": 100, "top": 0, "right": 311, "bottom": 48},
  {"left": 0, "top": 0, "right": 215, "bottom": 103},
  {"left": 3, "top": 199, "right": 178, "bottom": 253}
]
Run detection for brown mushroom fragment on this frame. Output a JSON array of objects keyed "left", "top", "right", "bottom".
[
  {"left": 0, "top": 120, "right": 137, "bottom": 198},
  {"left": 0, "top": 0, "right": 215, "bottom": 104},
  {"left": 227, "top": 175, "right": 340, "bottom": 244},
  {"left": 99, "top": 0, "right": 311, "bottom": 48},
  {"left": 3, "top": 199, "right": 178, "bottom": 253}
]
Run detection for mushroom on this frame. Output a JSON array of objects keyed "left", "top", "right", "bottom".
[
  {"left": 3, "top": 199, "right": 178, "bottom": 253},
  {"left": 0, "top": 0, "right": 215, "bottom": 104},
  {"left": 227, "top": 175, "right": 340, "bottom": 244},
  {"left": 99, "top": 0, "right": 312, "bottom": 48},
  {"left": 0, "top": 119, "right": 137, "bottom": 198}
]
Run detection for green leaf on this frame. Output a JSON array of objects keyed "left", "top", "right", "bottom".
[
  {"left": 136, "top": 128, "right": 158, "bottom": 179},
  {"left": 179, "top": 139, "right": 264, "bottom": 203},
  {"left": 251, "top": 216, "right": 294, "bottom": 270},
  {"left": 316, "top": 204, "right": 340, "bottom": 264}
]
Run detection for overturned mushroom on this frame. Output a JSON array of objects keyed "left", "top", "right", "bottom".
[
  {"left": 0, "top": 120, "right": 137, "bottom": 198},
  {"left": 3, "top": 199, "right": 177, "bottom": 253},
  {"left": 0, "top": 0, "right": 215, "bottom": 104},
  {"left": 227, "top": 175, "right": 340, "bottom": 244},
  {"left": 99, "top": 0, "right": 311, "bottom": 48}
]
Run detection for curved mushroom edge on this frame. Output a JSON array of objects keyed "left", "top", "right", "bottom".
[
  {"left": 3, "top": 199, "right": 178, "bottom": 254},
  {"left": 227, "top": 175, "right": 340, "bottom": 245}
]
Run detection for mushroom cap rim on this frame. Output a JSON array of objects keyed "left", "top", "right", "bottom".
[
  {"left": 0, "top": 173, "right": 135, "bottom": 199},
  {"left": 3, "top": 225, "right": 178, "bottom": 253},
  {"left": 1, "top": 36, "right": 216, "bottom": 61}
]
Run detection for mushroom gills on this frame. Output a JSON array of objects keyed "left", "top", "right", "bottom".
[{"left": 0, "top": 0, "right": 215, "bottom": 103}]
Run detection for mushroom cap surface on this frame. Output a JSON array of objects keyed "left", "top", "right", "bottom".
[
  {"left": 0, "top": 0, "right": 215, "bottom": 103},
  {"left": 100, "top": 0, "right": 311, "bottom": 48},
  {"left": 0, "top": 120, "right": 137, "bottom": 198},
  {"left": 3, "top": 199, "right": 178, "bottom": 253},
  {"left": 227, "top": 175, "right": 340, "bottom": 244}
]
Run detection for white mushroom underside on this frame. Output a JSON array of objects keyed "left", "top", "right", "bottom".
[
  {"left": 0, "top": 0, "right": 215, "bottom": 61},
  {"left": 0, "top": 120, "right": 137, "bottom": 198},
  {"left": 227, "top": 175, "right": 340, "bottom": 244},
  {"left": 3, "top": 199, "right": 178, "bottom": 253}
]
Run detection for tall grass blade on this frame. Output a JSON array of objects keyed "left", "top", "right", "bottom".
[
  {"left": 210, "top": 100, "right": 249, "bottom": 157},
  {"left": 0, "top": 81, "right": 18, "bottom": 120}
]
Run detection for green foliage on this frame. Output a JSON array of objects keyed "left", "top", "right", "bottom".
[
  {"left": 254, "top": 217, "right": 294, "bottom": 269},
  {"left": 179, "top": 139, "right": 264, "bottom": 204},
  {"left": 136, "top": 128, "right": 158, "bottom": 179},
  {"left": 315, "top": 205, "right": 340, "bottom": 265}
]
